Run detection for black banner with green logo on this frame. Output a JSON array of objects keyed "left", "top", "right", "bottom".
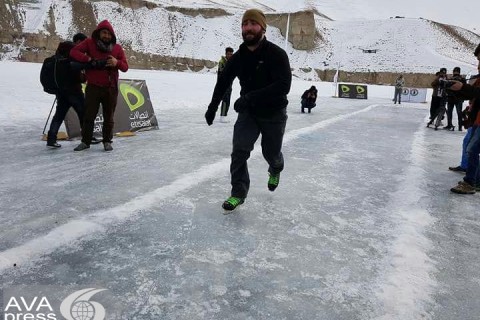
[
  {"left": 64, "top": 79, "right": 158, "bottom": 138},
  {"left": 338, "top": 83, "right": 368, "bottom": 99}
]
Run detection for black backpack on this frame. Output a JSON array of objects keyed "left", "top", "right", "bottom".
[
  {"left": 40, "top": 55, "right": 72, "bottom": 95},
  {"left": 40, "top": 41, "right": 77, "bottom": 94}
]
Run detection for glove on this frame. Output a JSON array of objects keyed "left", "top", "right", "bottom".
[
  {"left": 234, "top": 96, "right": 250, "bottom": 113},
  {"left": 205, "top": 103, "right": 217, "bottom": 126}
]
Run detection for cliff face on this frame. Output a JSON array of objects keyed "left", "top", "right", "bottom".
[{"left": 1, "top": 0, "right": 479, "bottom": 87}]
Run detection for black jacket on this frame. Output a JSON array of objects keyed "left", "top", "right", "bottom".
[{"left": 209, "top": 37, "right": 292, "bottom": 116}]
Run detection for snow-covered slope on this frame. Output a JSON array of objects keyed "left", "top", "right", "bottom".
[{"left": 4, "top": 0, "right": 480, "bottom": 74}]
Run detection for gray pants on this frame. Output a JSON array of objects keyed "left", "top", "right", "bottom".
[
  {"left": 393, "top": 87, "right": 402, "bottom": 103},
  {"left": 230, "top": 109, "right": 288, "bottom": 198}
]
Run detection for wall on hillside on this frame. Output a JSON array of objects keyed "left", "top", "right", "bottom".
[
  {"left": 318, "top": 69, "right": 438, "bottom": 89},
  {"left": 267, "top": 11, "right": 317, "bottom": 50}
]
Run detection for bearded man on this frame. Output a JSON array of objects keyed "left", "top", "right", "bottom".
[
  {"left": 70, "top": 20, "right": 128, "bottom": 152},
  {"left": 205, "top": 9, "right": 292, "bottom": 211}
]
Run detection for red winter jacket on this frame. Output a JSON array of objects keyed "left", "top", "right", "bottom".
[{"left": 70, "top": 20, "right": 128, "bottom": 88}]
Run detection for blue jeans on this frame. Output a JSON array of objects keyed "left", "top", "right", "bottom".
[
  {"left": 464, "top": 125, "right": 480, "bottom": 186},
  {"left": 460, "top": 127, "right": 473, "bottom": 170}
]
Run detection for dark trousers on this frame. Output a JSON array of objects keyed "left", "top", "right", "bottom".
[
  {"left": 301, "top": 99, "right": 316, "bottom": 113},
  {"left": 230, "top": 109, "right": 287, "bottom": 198},
  {"left": 220, "top": 86, "right": 232, "bottom": 117},
  {"left": 429, "top": 96, "right": 446, "bottom": 122},
  {"left": 447, "top": 100, "right": 463, "bottom": 128},
  {"left": 393, "top": 87, "right": 402, "bottom": 104},
  {"left": 48, "top": 92, "right": 85, "bottom": 143},
  {"left": 82, "top": 84, "right": 118, "bottom": 145}
]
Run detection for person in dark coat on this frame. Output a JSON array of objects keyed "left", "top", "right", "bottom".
[
  {"left": 205, "top": 9, "right": 292, "bottom": 211},
  {"left": 301, "top": 85, "right": 317, "bottom": 113},
  {"left": 445, "top": 66, "right": 466, "bottom": 130},
  {"left": 218, "top": 47, "right": 234, "bottom": 122},
  {"left": 450, "top": 44, "right": 480, "bottom": 194},
  {"left": 46, "top": 41, "right": 85, "bottom": 148},
  {"left": 70, "top": 20, "right": 128, "bottom": 152}
]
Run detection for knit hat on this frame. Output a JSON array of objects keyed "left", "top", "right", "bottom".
[{"left": 242, "top": 9, "right": 267, "bottom": 30}]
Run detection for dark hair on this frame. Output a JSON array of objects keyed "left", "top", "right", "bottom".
[
  {"left": 475, "top": 43, "right": 480, "bottom": 56},
  {"left": 440, "top": 68, "right": 447, "bottom": 73},
  {"left": 453, "top": 67, "right": 461, "bottom": 73},
  {"left": 73, "top": 33, "right": 87, "bottom": 43},
  {"left": 225, "top": 47, "right": 234, "bottom": 53},
  {"left": 56, "top": 41, "right": 75, "bottom": 57}
]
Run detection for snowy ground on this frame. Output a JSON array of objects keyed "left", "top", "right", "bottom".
[{"left": 1, "top": 62, "right": 480, "bottom": 319}]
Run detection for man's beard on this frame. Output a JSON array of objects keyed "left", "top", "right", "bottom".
[{"left": 242, "top": 30, "right": 263, "bottom": 46}]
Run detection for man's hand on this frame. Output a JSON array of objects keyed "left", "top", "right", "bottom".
[
  {"left": 449, "top": 80, "right": 463, "bottom": 91},
  {"left": 234, "top": 96, "right": 250, "bottom": 113},
  {"left": 106, "top": 56, "right": 118, "bottom": 67},
  {"left": 205, "top": 103, "right": 217, "bottom": 126}
]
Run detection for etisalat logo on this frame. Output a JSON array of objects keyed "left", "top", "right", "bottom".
[{"left": 3, "top": 288, "right": 107, "bottom": 320}]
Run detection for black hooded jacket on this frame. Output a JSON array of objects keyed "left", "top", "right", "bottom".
[{"left": 210, "top": 37, "right": 292, "bottom": 116}]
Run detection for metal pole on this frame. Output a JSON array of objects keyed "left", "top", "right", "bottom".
[
  {"left": 284, "top": 13, "right": 290, "bottom": 51},
  {"left": 42, "top": 97, "right": 57, "bottom": 135}
]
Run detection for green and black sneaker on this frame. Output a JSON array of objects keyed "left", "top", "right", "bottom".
[
  {"left": 222, "top": 196, "right": 245, "bottom": 211},
  {"left": 268, "top": 173, "right": 280, "bottom": 191}
]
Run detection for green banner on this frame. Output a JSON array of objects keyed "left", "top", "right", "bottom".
[
  {"left": 338, "top": 83, "right": 368, "bottom": 99},
  {"left": 64, "top": 79, "right": 158, "bottom": 138}
]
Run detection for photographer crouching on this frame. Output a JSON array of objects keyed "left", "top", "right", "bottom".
[
  {"left": 449, "top": 44, "right": 480, "bottom": 194},
  {"left": 70, "top": 20, "right": 129, "bottom": 152}
]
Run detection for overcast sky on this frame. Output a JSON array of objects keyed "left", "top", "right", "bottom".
[{"left": 311, "top": 0, "right": 480, "bottom": 34}]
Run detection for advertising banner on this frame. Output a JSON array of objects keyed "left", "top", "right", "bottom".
[
  {"left": 338, "top": 83, "right": 368, "bottom": 99},
  {"left": 64, "top": 79, "right": 158, "bottom": 138},
  {"left": 401, "top": 87, "right": 428, "bottom": 103}
]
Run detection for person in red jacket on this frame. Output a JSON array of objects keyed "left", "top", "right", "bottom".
[{"left": 70, "top": 20, "right": 128, "bottom": 152}]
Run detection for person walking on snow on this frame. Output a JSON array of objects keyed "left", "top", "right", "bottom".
[
  {"left": 205, "top": 8, "right": 292, "bottom": 211},
  {"left": 70, "top": 20, "right": 128, "bottom": 152},
  {"left": 218, "top": 47, "right": 234, "bottom": 123}
]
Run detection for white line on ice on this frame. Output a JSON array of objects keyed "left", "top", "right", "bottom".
[
  {"left": 0, "top": 104, "right": 380, "bottom": 273},
  {"left": 371, "top": 123, "right": 436, "bottom": 320}
]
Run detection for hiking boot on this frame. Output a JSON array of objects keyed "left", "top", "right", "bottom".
[
  {"left": 450, "top": 181, "right": 476, "bottom": 194},
  {"left": 448, "top": 166, "right": 466, "bottom": 172},
  {"left": 268, "top": 173, "right": 280, "bottom": 191},
  {"left": 74, "top": 142, "right": 89, "bottom": 151},
  {"left": 222, "top": 196, "right": 245, "bottom": 211},
  {"left": 47, "top": 142, "right": 61, "bottom": 148},
  {"left": 103, "top": 142, "right": 113, "bottom": 152}
]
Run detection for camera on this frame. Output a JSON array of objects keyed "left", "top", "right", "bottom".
[
  {"left": 439, "top": 79, "right": 455, "bottom": 89},
  {"left": 87, "top": 59, "right": 108, "bottom": 70}
]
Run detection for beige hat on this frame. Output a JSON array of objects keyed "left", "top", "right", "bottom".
[{"left": 242, "top": 9, "right": 267, "bottom": 30}]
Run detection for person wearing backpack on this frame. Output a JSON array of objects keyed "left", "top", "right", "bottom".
[
  {"left": 70, "top": 20, "right": 129, "bottom": 152},
  {"left": 43, "top": 41, "right": 86, "bottom": 148}
]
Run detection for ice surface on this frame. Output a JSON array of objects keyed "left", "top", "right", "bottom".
[{"left": 0, "top": 62, "right": 479, "bottom": 320}]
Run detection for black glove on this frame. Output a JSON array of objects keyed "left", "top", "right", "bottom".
[
  {"left": 234, "top": 96, "right": 250, "bottom": 113},
  {"left": 205, "top": 104, "right": 217, "bottom": 126}
]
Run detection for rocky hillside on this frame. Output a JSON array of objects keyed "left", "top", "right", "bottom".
[{"left": 1, "top": 0, "right": 479, "bottom": 87}]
